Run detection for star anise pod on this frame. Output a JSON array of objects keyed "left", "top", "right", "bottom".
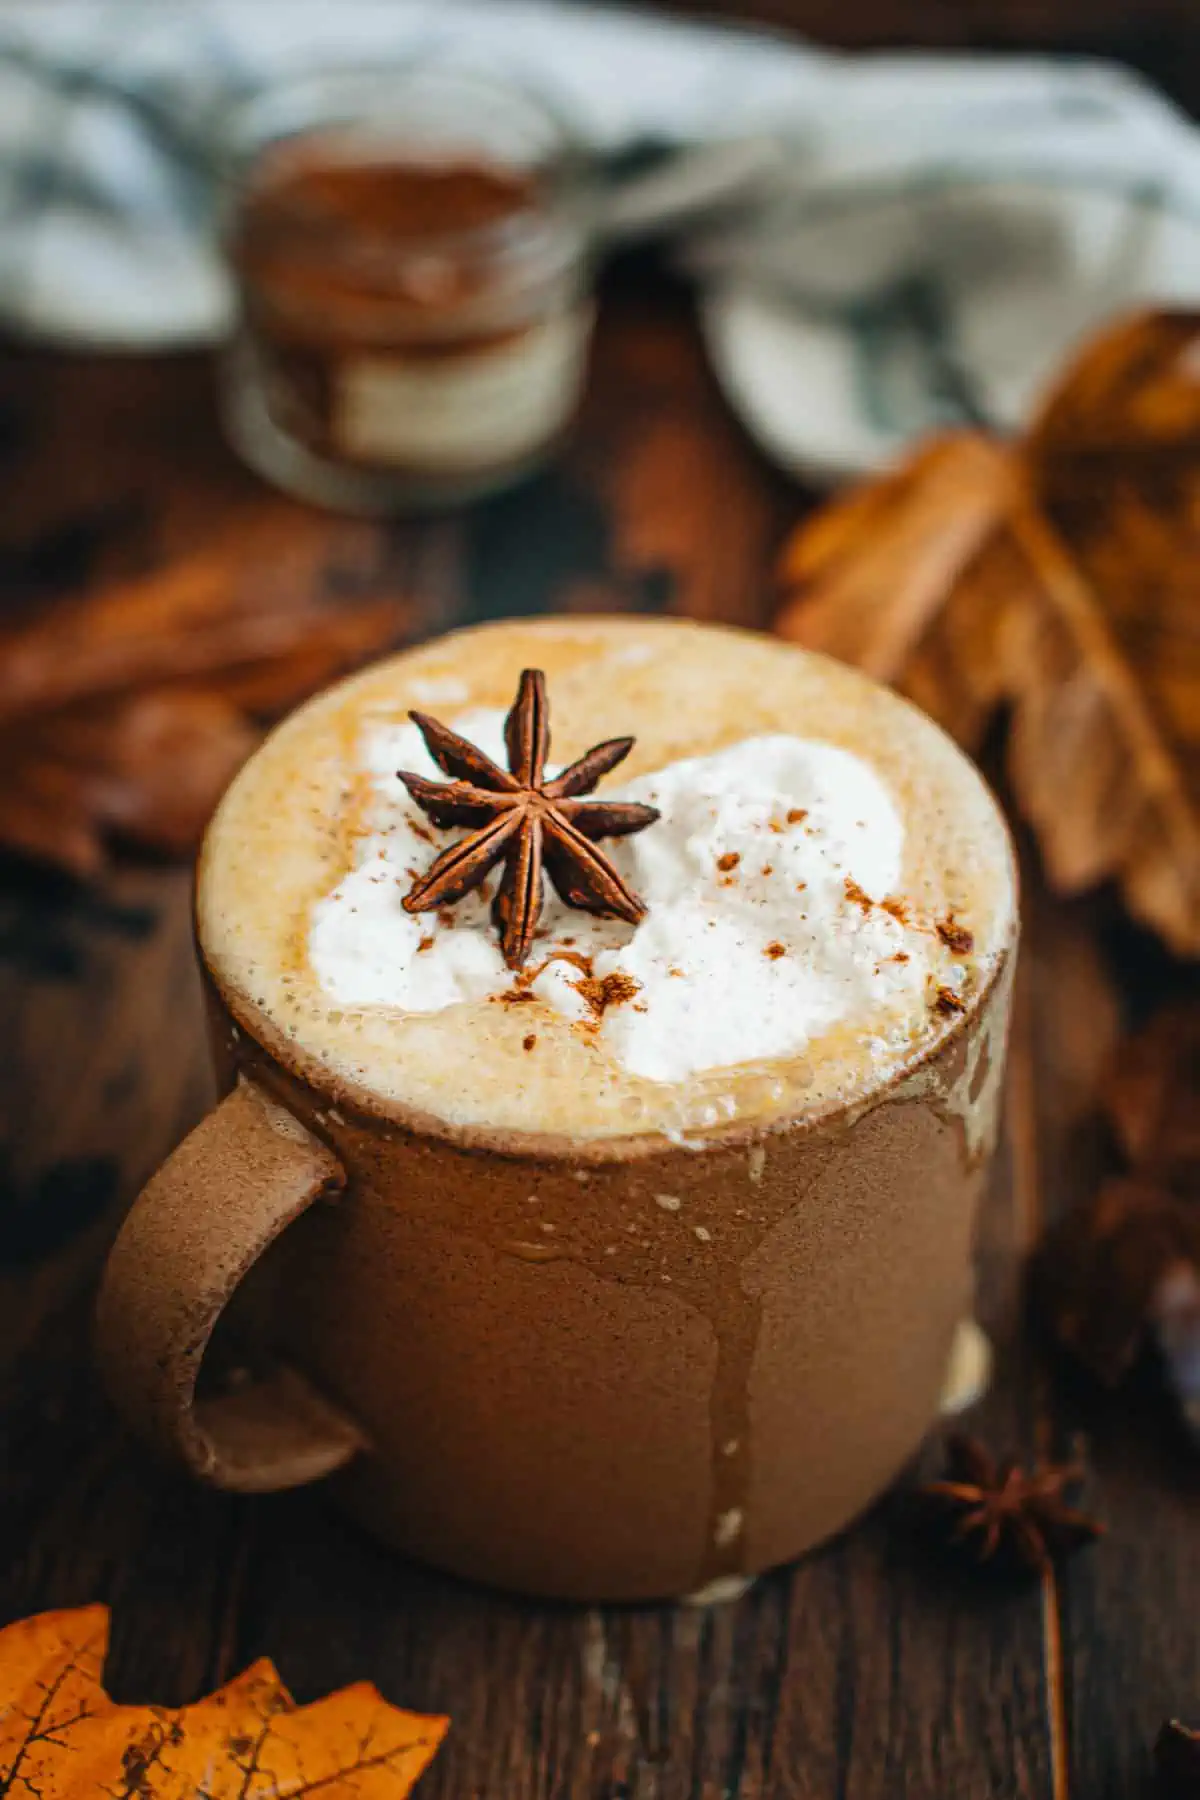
[
  {"left": 397, "top": 669, "right": 659, "bottom": 969},
  {"left": 1156, "top": 1720, "right": 1200, "bottom": 1797},
  {"left": 918, "top": 1434, "right": 1104, "bottom": 1574}
]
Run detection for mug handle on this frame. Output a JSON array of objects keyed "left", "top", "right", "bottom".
[{"left": 95, "top": 1077, "right": 367, "bottom": 1493}]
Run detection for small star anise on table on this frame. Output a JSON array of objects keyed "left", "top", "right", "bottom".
[
  {"left": 398, "top": 668, "right": 660, "bottom": 968},
  {"left": 918, "top": 1434, "right": 1104, "bottom": 1574}
]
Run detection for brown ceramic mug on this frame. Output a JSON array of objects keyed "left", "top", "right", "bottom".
[{"left": 96, "top": 617, "right": 1016, "bottom": 1602}]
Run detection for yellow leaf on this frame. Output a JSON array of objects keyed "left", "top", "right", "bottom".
[{"left": 0, "top": 1604, "right": 447, "bottom": 1800}]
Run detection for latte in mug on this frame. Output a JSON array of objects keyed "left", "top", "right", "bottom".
[{"left": 97, "top": 617, "right": 1016, "bottom": 1601}]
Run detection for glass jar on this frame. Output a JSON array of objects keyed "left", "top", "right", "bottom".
[{"left": 219, "top": 66, "right": 594, "bottom": 513}]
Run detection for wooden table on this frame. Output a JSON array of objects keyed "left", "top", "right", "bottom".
[{"left": 1, "top": 268, "right": 1197, "bottom": 1800}]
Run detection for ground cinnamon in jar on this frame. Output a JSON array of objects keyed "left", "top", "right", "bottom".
[{"left": 219, "top": 70, "right": 593, "bottom": 511}]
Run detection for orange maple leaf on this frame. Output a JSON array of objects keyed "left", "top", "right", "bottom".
[{"left": 0, "top": 1604, "right": 448, "bottom": 1799}]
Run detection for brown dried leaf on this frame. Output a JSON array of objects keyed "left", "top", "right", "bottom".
[
  {"left": 0, "top": 1603, "right": 447, "bottom": 1799},
  {"left": 0, "top": 507, "right": 412, "bottom": 875},
  {"left": 71, "top": 692, "right": 258, "bottom": 850},
  {"left": 0, "top": 513, "right": 403, "bottom": 726},
  {"left": 0, "top": 755, "right": 108, "bottom": 878},
  {"left": 776, "top": 433, "right": 1013, "bottom": 690},
  {"left": 0, "top": 512, "right": 310, "bottom": 722},
  {"left": 776, "top": 311, "right": 1200, "bottom": 955},
  {"left": 1028, "top": 310, "right": 1200, "bottom": 460},
  {"left": 1019, "top": 314, "right": 1200, "bottom": 949},
  {"left": 1104, "top": 1001, "right": 1200, "bottom": 1189},
  {"left": 1038, "top": 1176, "right": 1200, "bottom": 1386},
  {"left": 199, "top": 609, "right": 405, "bottom": 716},
  {"left": 0, "top": 691, "right": 257, "bottom": 870},
  {"left": 1039, "top": 998, "right": 1200, "bottom": 1441}
]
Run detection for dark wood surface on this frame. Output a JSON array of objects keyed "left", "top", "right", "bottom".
[
  {"left": 1, "top": 269, "right": 1197, "bottom": 1800},
  {"left": 666, "top": 1, "right": 1200, "bottom": 120}
]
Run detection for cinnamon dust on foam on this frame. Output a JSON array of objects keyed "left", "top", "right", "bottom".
[
  {"left": 495, "top": 949, "right": 644, "bottom": 1040},
  {"left": 491, "top": 870, "right": 974, "bottom": 1055},
  {"left": 842, "top": 876, "right": 975, "bottom": 1016},
  {"left": 230, "top": 622, "right": 1019, "bottom": 1148}
]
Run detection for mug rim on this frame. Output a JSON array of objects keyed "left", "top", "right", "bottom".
[
  {"left": 199, "top": 937, "right": 1016, "bottom": 1166},
  {"left": 196, "top": 613, "right": 1020, "bottom": 1163}
]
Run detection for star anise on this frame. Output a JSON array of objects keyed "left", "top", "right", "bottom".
[
  {"left": 397, "top": 669, "right": 659, "bottom": 969},
  {"left": 1156, "top": 1720, "right": 1200, "bottom": 1797},
  {"left": 918, "top": 1434, "right": 1104, "bottom": 1573}
]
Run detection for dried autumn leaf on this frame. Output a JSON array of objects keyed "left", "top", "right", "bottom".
[
  {"left": 1104, "top": 1001, "right": 1200, "bottom": 1189},
  {"left": 1038, "top": 1176, "right": 1200, "bottom": 1386},
  {"left": 0, "top": 755, "right": 107, "bottom": 877},
  {"left": 1019, "top": 314, "right": 1200, "bottom": 947},
  {"left": 1039, "top": 999, "right": 1200, "bottom": 1445},
  {"left": 0, "top": 693, "right": 257, "bottom": 877},
  {"left": 776, "top": 311, "right": 1200, "bottom": 957},
  {"left": 0, "top": 1603, "right": 447, "bottom": 1800},
  {"left": 0, "top": 511, "right": 400, "bottom": 726},
  {"left": 0, "top": 504, "right": 413, "bottom": 875},
  {"left": 1027, "top": 311, "right": 1200, "bottom": 461},
  {"left": 776, "top": 433, "right": 1013, "bottom": 689}
]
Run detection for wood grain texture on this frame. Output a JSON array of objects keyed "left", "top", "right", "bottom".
[
  {"left": 0, "top": 269, "right": 1194, "bottom": 1798},
  {"left": 660, "top": 4, "right": 1200, "bottom": 159}
]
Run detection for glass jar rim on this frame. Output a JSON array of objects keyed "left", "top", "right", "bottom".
[{"left": 215, "top": 58, "right": 592, "bottom": 258}]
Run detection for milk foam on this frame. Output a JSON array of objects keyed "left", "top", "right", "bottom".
[
  {"left": 309, "top": 713, "right": 947, "bottom": 1084},
  {"left": 198, "top": 617, "right": 1016, "bottom": 1144}
]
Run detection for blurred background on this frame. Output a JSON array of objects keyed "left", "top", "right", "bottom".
[{"left": 1, "top": 9, "right": 1199, "bottom": 1798}]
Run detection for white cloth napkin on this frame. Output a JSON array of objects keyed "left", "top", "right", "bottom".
[{"left": 2, "top": 0, "right": 1199, "bottom": 480}]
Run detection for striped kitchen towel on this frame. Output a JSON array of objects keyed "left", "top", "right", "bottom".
[{"left": 1, "top": 0, "right": 1199, "bottom": 480}]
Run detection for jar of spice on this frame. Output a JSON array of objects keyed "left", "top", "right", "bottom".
[{"left": 219, "top": 67, "right": 594, "bottom": 512}]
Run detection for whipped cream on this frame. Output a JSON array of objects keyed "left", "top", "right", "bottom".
[{"left": 308, "top": 712, "right": 956, "bottom": 1086}]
